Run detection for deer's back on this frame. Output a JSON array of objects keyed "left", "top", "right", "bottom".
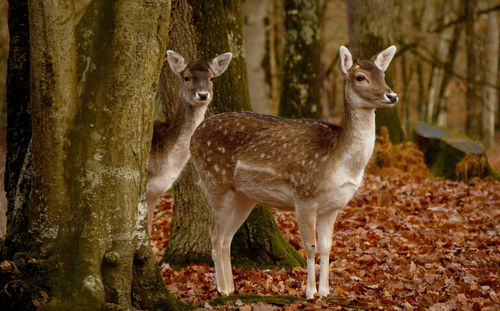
[{"left": 191, "top": 112, "right": 341, "bottom": 199}]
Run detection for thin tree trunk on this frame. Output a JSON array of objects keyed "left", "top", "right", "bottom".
[
  {"left": 346, "top": 0, "right": 355, "bottom": 49},
  {"left": 426, "top": 62, "right": 440, "bottom": 123},
  {"left": 243, "top": 0, "right": 272, "bottom": 114},
  {"left": 268, "top": 0, "right": 284, "bottom": 114},
  {"left": 434, "top": 22, "right": 462, "bottom": 126},
  {"left": 426, "top": 0, "right": 448, "bottom": 124},
  {"left": 482, "top": 10, "right": 498, "bottom": 148},
  {"left": 278, "top": 0, "right": 322, "bottom": 119},
  {"left": 465, "top": 0, "right": 482, "bottom": 139},
  {"left": 400, "top": 53, "right": 415, "bottom": 137},
  {"left": 417, "top": 60, "right": 428, "bottom": 122},
  {"left": 319, "top": 0, "right": 330, "bottom": 121}
]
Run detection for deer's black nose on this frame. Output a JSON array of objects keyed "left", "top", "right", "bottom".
[
  {"left": 197, "top": 92, "right": 209, "bottom": 100},
  {"left": 385, "top": 93, "right": 398, "bottom": 103}
]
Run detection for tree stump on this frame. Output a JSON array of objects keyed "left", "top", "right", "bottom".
[{"left": 414, "top": 122, "right": 500, "bottom": 181}]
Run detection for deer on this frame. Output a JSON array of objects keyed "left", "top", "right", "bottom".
[
  {"left": 189, "top": 45, "right": 398, "bottom": 299},
  {"left": 146, "top": 50, "right": 232, "bottom": 233}
]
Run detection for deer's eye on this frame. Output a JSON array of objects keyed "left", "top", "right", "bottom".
[
  {"left": 356, "top": 75, "right": 365, "bottom": 82},
  {"left": 184, "top": 77, "right": 190, "bottom": 82},
  {"left": 210, "top": 77, "right": 214, "bottom": 81}
]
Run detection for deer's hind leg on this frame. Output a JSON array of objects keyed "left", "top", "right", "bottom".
[{"left": 208, "top": 190, "right": 254, "bottom": 295}]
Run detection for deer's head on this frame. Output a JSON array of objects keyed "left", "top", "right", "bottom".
[
  {"left": 339, "top": 45, "right": 398, "bottom": 109},
  {"left": 167, "top": 50, "right": 232, "bottom": 107}
]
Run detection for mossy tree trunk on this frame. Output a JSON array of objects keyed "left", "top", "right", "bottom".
[
  {"left": 0, "top": 1, "right": 191, "bottom": 310},
  {"left": 3, "top": 0, "right": 32, "bottom": 241},
  {"left": 161, "top": 0, "right": 305, "bottom": 270},
  {"left": 351, "top": 0, "right": 405, "bottom": 144},
  {"left": 278, "top": 0, "right": 322, "bottom": 119}
]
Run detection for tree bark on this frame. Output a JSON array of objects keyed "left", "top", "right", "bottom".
[
  {"left": 433, "top": 22, "right": 462, "bottom": 127},
  {"left": 351, "top": 0, "right": 405, "bottom": 144},
  {"left": 265, "top": 0, "right": 284, "bottom": 114},
  {"left": 1, "top": 1, "right": 191, "bottom": 310},
  {"left": 481, "top": 10, "right": 499, "bottom": 148},
  {"left": 161, "top": 0, "right": 304, "bottom": 270},
  {"left": 278, "top": 0, "right": 322, "bottom": 119},
  {"left": 3, "top": 0, "right": 31, "bottom": 243},
  {"left": 243, "top": 0, "right": 272, "bottom": 114},
  {"left": 465, "top": 0, "right": 482, "bottom": 140}
]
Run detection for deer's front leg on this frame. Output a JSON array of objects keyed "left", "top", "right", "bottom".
[
  {"left": 295, "top": 207, "right": 317, "bottom": 299},
  {"left": 317, "top": 209, "right": 340, "bottom": 297}
]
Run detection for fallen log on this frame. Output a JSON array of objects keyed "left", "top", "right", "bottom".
[{"left": 414, "top": 122, "right": 500, "bottom": 181}]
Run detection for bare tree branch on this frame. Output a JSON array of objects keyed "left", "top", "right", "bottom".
[{"left": 431, "top": 4, "right": 500, "bottom": 33}]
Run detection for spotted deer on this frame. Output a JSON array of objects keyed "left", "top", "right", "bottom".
[
  {"left": 147, "top": 50, "right": 232, "bottom": 233},
  {"left": 190, "top": 46, "right": 398, "bottom": 299}
]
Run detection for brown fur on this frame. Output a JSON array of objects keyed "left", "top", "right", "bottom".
[
  {"left": 191, "top": 112, "right": 341, "bottom": 199},
  {"left": 146, "top": 50, "right": 232, "bottom": 234},
  {"left": 190, "top": 45, "right": 397, "bottom": 299}
]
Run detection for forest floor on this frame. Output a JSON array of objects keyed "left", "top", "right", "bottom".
[{"left": 151, "top": 140, "right": 500, "bottom": 310}]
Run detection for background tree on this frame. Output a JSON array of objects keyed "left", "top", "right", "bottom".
[
  {"left": 482, "top": 10, "right": 499, "bottom": 148},
  {"left": 243, "top": 0, "right": 272, "bottom": 113},
  {"left": 465, "top": 0, "right": 482, "bottom": 140},
  {"left": 278, "top": 0, "right": 322, "bottom": 119},
  {"left": 160, "top": 0, "right": 304, "bottom": 269},
  {"left": 350, "top": 0, "right": 405, "bottom": 144},
  {"left": 0, "top": 1, "right": 190, "bottom": 309}
]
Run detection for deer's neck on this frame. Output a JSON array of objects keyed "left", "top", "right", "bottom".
[
  {"left": 148, "top": 98, "right": 207, "bottom": 194},
  {"left": 168, "top": 99, "right": 208, "bottom": 143},
  {"left": 335, "top": 97, "right": 376, "bottom": 175}
]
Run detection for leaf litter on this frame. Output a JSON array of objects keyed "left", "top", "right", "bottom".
[{"left": 150, "top": 139, "right": 500, "bottom": 310}]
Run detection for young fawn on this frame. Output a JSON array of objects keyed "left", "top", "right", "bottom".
[
  {"left": 146, "top": 50, "right": 232, "bottom": 233},
  {"left": 190, "top": 45, "right": 398, "bottom": 299}
]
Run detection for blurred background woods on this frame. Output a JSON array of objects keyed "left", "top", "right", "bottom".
[
  {"left": 242, "top": 0, "right": 500, "bottom": 151},
  {"left": 0, "top": 0, "right": 499, "bottom": 150}
]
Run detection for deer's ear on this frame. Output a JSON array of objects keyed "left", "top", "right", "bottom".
[
  {"left": 374, "top": 45, "right": 396, "bottom": 72},
  {"left": 339, "top": 46, "right": 353, "bottom": 77},
  {"left": 167, "top": 50, "right": 187, "bottom": 75},
  {"left": 210, "top": 52, "right": 232, "bottom": 77}
]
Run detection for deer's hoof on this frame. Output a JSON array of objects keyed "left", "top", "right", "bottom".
[
  {"left": 318, "top": 287, "right": 329, "bottom": 298},
  {"left": 306, "top": 287, "right": 317, "bottom": 300}
]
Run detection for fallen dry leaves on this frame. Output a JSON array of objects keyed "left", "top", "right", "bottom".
[{"left": 151, "top": 168, "right": 499, "bottom": 310}]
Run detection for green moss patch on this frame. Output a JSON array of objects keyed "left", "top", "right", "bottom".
[{"left": 208, "top": 294, "right": 306, "bottom": 306}]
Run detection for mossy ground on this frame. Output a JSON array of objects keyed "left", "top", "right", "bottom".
[{"left": 208, "top": 294, "right": 306, "bottom": 306}]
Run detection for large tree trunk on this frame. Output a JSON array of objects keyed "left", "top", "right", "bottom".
[
  {"left": 0, "top": 1, "right": 190, "bottom": 310},
  {"left": 481, "top": 10, "right": 498, "bottom": 148},
  {"left": 351, "top": 0, "right": 405, "bottom": 144},
  {"left": 161, "top": 0, "right": 304, "bottom": 270},
  {"left": 278, "top": 0, "right": 322, "bottom": 119}
]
